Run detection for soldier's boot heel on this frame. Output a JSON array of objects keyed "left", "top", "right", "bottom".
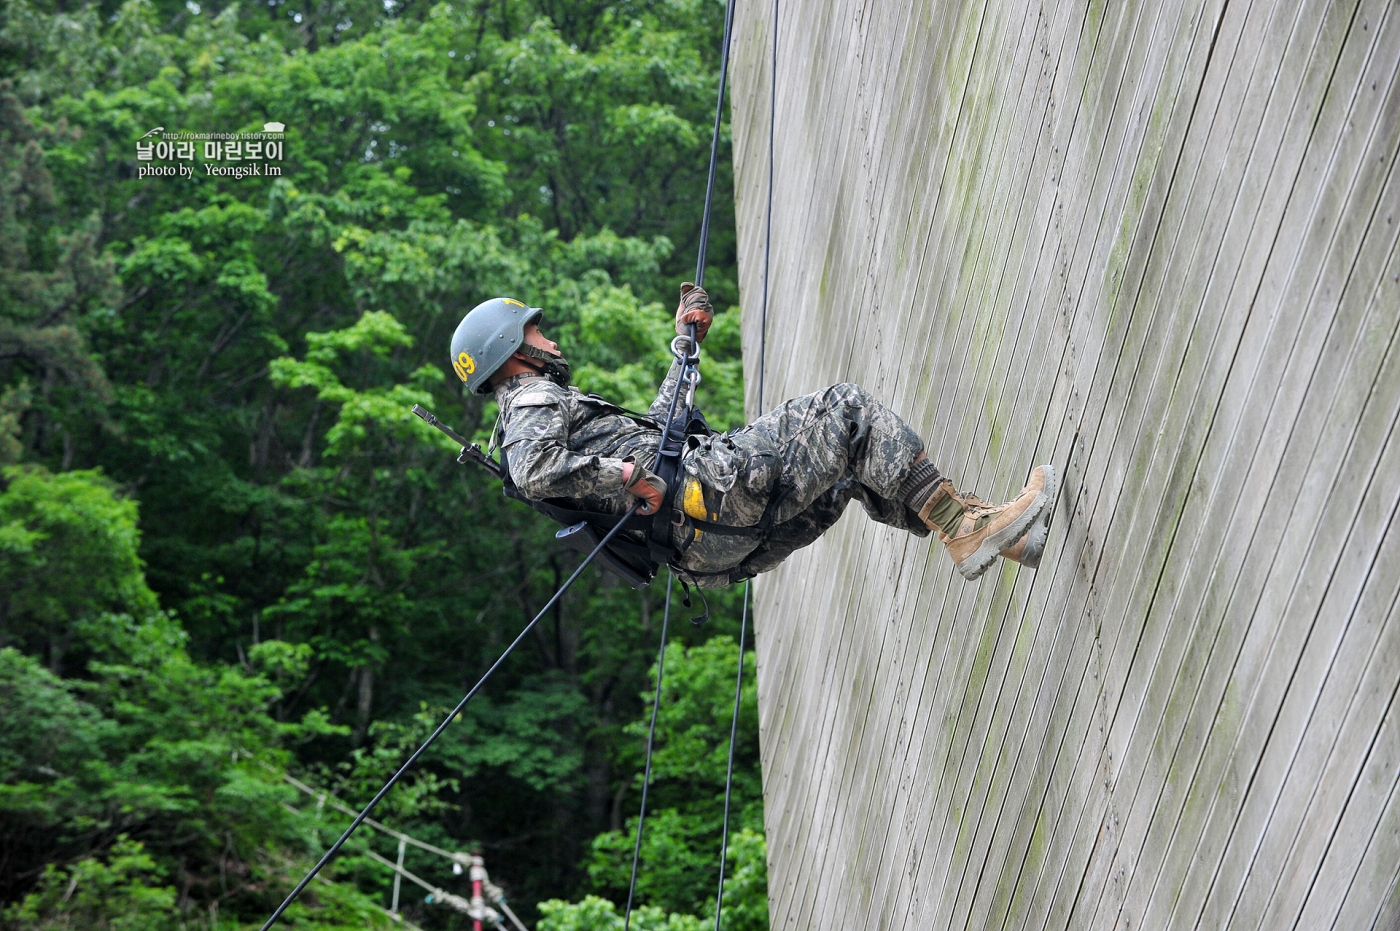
[
  {"left": 998, "top": 489, "right": 1056, "bottom": 569},
  {"left": 919, "top": 465, "right": 1056, "bottom": 581}
]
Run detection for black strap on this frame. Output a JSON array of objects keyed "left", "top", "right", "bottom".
[
  {"left": 684, "top": 516, "right": 763, "bottom": 537},
  {"left": 579, "top": 393, "right": 662, "bottom": 427},
  {"left": 646, "top": 405, "right": 712, "bottom": 565},
  {"left": 498, "top": 445, "right": 662, "bottom": 588},
  {"left": 648, "top": 453, "right": 684, "bottom": 565}
]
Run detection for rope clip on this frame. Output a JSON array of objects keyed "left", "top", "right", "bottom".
[{"left": 670, "top": 334, "right": 700, "bottom": 364}]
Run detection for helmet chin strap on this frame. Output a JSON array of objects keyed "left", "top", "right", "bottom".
[{"left": 515, "top": 343, "right": 572, "bottom": 387}]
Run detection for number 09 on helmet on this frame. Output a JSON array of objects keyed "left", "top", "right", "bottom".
[{"left": 450, "top": 297, "right": 543, "bottom": 395}]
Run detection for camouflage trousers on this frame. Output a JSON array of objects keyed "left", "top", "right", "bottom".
[{"left": 673, "top": 383, "right": 929, "bottom": 588}]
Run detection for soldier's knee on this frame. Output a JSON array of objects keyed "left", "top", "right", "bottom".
[{"left": 825, "top": 382, "right": 874, "bottom": 411}]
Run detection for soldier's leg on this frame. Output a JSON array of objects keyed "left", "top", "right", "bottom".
[
  {"left": 743, "top": 382, "right": 932, "bottom": 530},
  {"left": 736, "top": 477, "right": 904, "bottom": 579},
  {"left": 740, "top": 383, "right": 1059, "bottom": 581},
  {"left": 675, "top": 385, "right": 930, "bottom": 586},
  {"left": 679, "top": 383, "right": 1057, "bottom": 585}
]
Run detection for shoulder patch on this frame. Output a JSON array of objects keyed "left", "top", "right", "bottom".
[{"left": 509, "top": 383, "right": 567, "bottom": 408}]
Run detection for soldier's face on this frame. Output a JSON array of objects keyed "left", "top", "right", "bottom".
[{"left": 522, "top": 323, "right": 561, "bottom": 357}]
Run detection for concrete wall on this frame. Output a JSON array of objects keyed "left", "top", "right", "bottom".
[{"left": 727, "top": 0, "right": 1400, "bottom": 927}]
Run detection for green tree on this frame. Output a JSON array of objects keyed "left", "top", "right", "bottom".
[
  {"left": 0, "top": 465, "right": 157, "bottom": 673},
  {"left": 538, "top": 895, "right": 705, "bottom": 931},
  {"left": 586, "top": 636, "right": 765, "bottom": 919},
  {"left": 3, "top": 837, "right": 179, "bottom": 931},
  {"left": 0, "top": 0, "right": 757, "bottom": 922},
  {"left": 0, "top": 83, "right": 114, "bottom": 468},
  {"left": 0, "top": 627, "right": 401, "bottom": 925}
]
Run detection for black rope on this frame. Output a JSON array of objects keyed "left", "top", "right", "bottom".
[
  {"left": 694, "top": 0, "right": 738, "bottom": 289},
  {"left": 260, "top": 508, "right": 640, "bottom": 931},
  {"left": 712, "top": 2, "right": 779, "bottom": 923},
  {"left": 711, "top": 579, "right": 750, "bottom": 929},
  {"left": 625, "top": 0, "right": 748, "bottom": 919},
  {"left": 623, "top": 572, "right": 676, "bottom": 931},
  {"left": 757, "top": 0, "right": 777, "bottom": 412},
  {"left": 713, "top": 2, "right": 775, "bottom": 925}
]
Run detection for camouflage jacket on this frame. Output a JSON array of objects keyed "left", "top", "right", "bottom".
[
  {"left": 495, "top": 368, "right": 925, "bottom": 589},
  {"left": 493, "top": 362, "right": 684, "bottom": 516},
  {"left": 495, "top": 362, "right": 794, "bottom": 587}
]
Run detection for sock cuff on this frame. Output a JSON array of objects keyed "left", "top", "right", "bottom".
[{"left": 898, "top": 456, "right": 942, "bottom": 511}]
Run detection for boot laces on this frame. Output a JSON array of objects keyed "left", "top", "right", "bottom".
[{"left": 957, "top": 491, "right": 999, "bottom": 515}]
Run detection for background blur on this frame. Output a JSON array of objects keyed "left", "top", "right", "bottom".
[{"left": 0, "top": 0, "right": 766, "bottom": 924}]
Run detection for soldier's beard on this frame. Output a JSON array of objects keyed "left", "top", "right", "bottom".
[{"left": 517, "top": 343, "right": 572, "bottom": 387}]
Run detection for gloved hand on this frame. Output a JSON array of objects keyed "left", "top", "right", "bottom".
[
  {"left": 675, "top": 282, "right": 713, "bottom": 344},
  {"left": 621, "top": 457, "right": 668, "bottom": 515}
]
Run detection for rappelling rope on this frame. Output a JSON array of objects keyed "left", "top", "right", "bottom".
[
  {"left": 621, "top": 0, "right": 740, "bottom": 922},
  {"left": 757, "top": 0, "right": 777, "bottom": 412},
  {"left": 623, "top": 573, "right": 676, "bottom": 931},
  {"left": 713, "top": 0, "right": 776, "bottom": 923},
  {"left": 694, "top": 0, "right": 738, "bottom": 288},
  {"left": 259, "top": 510, "right": 639, "bottom": 930},
  {"left": 710, "top": 579, "right": 750, "bottom": 929},
  {"left": 624, "top": 0, "right": 767, "bottom": 918}
]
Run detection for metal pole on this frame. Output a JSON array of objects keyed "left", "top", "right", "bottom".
[
  {"left": 391, "top": 837, "right": 406, "bottom": 914},
  {"left": 470, "top": 855, "right": 485, "bottom": 931}
]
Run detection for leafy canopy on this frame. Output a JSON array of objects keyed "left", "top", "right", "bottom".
[{"left": 0, "top": 0, "right": 760, "bottom": 923}]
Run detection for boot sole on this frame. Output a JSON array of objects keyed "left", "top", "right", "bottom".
[
  {"left": 1012, "top": 472, "right": 1059, "bottom": 569},
  {"left": 957, "top": 464, "right": 1057, "bottom": 581},
  {"left": 1024, "top": 464, "right": 1059, "bottom": 567},
  {"left": 1015, "top": 507, "right": 1053, "bottom": 569}
]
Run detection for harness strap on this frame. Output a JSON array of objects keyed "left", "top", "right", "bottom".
[
  {"left": 684, "top": 519, "right": 761, "bottom": 536},
  {"left": 498, "top": 445, "right": 660, "bottom": 588},
  {"left": 647, "top": 407, "right": 711, "bottom": 564},
  {"left": 580, "top": 393, "right": 662, "bottom": 426}
]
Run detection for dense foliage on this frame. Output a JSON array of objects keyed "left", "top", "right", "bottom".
[{"left": 0, "top": 0, "right": 764, "bottom": 924}]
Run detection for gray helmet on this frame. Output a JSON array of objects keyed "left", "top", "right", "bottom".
[{"left": 450, "top": 297, "right": 543, "bottom": 394}]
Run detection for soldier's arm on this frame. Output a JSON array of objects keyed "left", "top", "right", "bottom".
[
  {"left": 646, "top": 281, "right": 710, "bottom": 419},
  {"left": 502, "top": 393, "right": 627, "bottom": 501},
  {"left": 647, "top": 359, "right": 685, "bottom": 421}
]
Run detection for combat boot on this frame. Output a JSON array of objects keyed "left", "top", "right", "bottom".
[
  {"left": 919, "top": 465, "right": 1056, "bottom": 581},
  {"left": 998, "top": 504, "right": 1053, "bottom": 568}
]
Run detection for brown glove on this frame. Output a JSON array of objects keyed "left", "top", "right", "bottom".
[
  {"left": 621, "top": 457, "right": 668, "bottom": 515},
  {"left": 675, "top": 282, "right": 713, "bottom": 343}
]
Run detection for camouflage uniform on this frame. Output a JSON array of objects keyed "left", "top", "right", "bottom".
[{"left": 496, "top": 366, "right": 928, "bottom": 589}]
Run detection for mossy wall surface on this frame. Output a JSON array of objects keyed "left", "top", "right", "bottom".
[{"left": 727, "top": 0, "right": 1400, "bottom": 927}]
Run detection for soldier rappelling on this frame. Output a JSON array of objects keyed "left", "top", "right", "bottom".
[{"left": 447, "top": 285, "right": 1058, "bottom": 588}]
